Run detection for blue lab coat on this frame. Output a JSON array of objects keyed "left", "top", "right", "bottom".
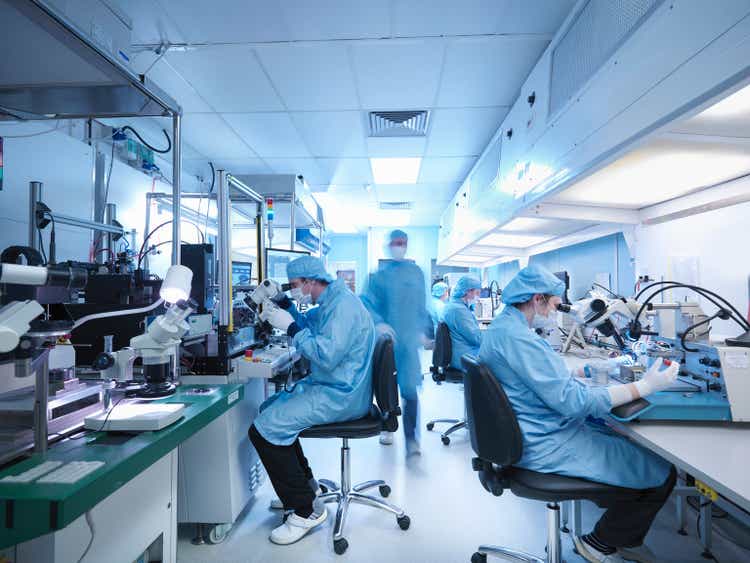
[
  {"left": 478, "top": 305, "right": 672, "bottom": 489},
  {"left": 442, "top": 297, "right": 482, "bottom": 370},
  {"left": 361, "top": 260, "right": 427, "bottom": 400},
  {"left": 428, "top": 297, "right": 446, "bottom": 335},
  {"left": 254, "top": 279, "right": 375, "bottom": 446}
]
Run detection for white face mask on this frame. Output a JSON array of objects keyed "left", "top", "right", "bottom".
[
  {"left": 532, "top": 297, "right": 552, "bottom": 328},
  {"left": 389, "top": 246, "right": 407, "bottom": 260},
  {"left": 291, "top": 285, "right": 312, "bottom": 305}
]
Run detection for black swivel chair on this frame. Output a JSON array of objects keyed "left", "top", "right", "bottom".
[
  {"left": 300, "top": 335, "right": 410, "bottom": 555},
  {"left": 426, "top": 321, "right": 466, "bottom": 445},
  {"left": 461, "top": 355, "right": 636, "bottom": 563}
]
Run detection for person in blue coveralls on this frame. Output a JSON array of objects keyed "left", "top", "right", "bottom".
[
  {"left": 428, "top": 281, "right": 449, "bottom": 336},
  {"left": 479, "top": 264, "right": 679, "bottom": 563},
  {"left": 361, "top": 229, "right": 428, "bottom": 457},
  {"left": 247, "top": 255, "right": 375, "bottom": 546},
  {"left": 441, "top": 275, "right": 483, "bottom": 370}
]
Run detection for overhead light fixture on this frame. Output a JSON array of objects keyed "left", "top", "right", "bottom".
[
  {"left": 697, "top": 83, "right": 750, "bottom": 120},
  {"left": 477, "top": 232, "right": 552, "bottom": 248},
  {"left": 370, "top": 157, "right": 422, "bottom": 185},
  {"left": 451, "top": 254, "right": 489, "bottom": 263},
  {"left": 552, "top": 139, "right": 750, "bottom": 208}
]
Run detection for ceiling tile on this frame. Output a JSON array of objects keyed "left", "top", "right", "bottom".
[
  {"left": 256, "top": 44, "right": 359, "bottom": 111},
  {"left": 366, "top": 137, "right": 426, "bottom": 158},
  {"left": 316, "top": 158, "right": 373, "bottom": 185},
  {"left": 496, "top": 0, "right": 576, "bottom": 34},
  {"left": 222, "top": 113, "right": 310, "bottom": 158},
  {"left": 438, "top": 37, "right": 548, "bottom": 107},
  {"left": 180, "top": 114, "right": 256, "bottom": 160},
  {"left": 375, "top": 182, "right": 458, "bottom": 202},
  {"left": 418, "top": 157, "right": 476, "bottom": 183},
  {"left": 351, "top": 40, "right": 444, "bottom": 110},
  {"left": 393, "top": 0, "right": 502, "bottom": 37},
  {"left": 166, "top": 46, "right": 283, "bottom": 112},
  {"left": 136, "top": 59, "right": 212, "bottom": 113},
  {"left": 264, "top": 158, "right": 327, "bottom": 185},
  {"left": 425, "top": 107, "right": 508, "bottom": 156},
  {"left": 277, "top": 0, "right": 391, "bottom": 41},
  {"left": 290, "top": 112, "right": 367, "bottom": 157},
  {"left": 160, "top": 0, "right": 289, "bottom": 43}
]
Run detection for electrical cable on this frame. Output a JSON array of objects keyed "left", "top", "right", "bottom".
[
  {"left": 120, "top": 125, "right": 171, "bottom": 154},
  {"left": 681, "top": 309, "right": 729, "bottom": 352},
  {"left": 76, "top": 510, "right": 96, "bottom": 563},
  {"left": 72, "top": 299, "right": 164, "bottom": 330},
  {"left": 37, "top": 226, "right": 48, "bottom": 265},
  {"left": 592, "top": 282, "right": 620, "bottom": 298}
]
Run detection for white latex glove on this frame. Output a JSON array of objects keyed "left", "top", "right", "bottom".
[
  {"left": 634, "top": 358, "right": 680, "bottom": 397},
  {"left": 375, "top": 323, "right": 396, "bottom": 342},
  {"left": 249, "top": 278, "right": 282, "bottom": 306},
  {"left": 259, "top": 304, "right": 294, "bottom": 332}
]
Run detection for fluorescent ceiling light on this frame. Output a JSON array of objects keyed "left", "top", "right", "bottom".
[
  {"left": 697, "top": 84, "right": 750, "bottom": 119},
  {"left": 552, "top": 139, "right": 750, "bottom": 209},
  {"left": 451, "top": 254, "right": 488, "bottom": 263},
  {"left": 478, "top": 232, "right": 552, "bottom": 248},
  {"left": 370, "top": 157, "right": 422, "bottom": 185}
]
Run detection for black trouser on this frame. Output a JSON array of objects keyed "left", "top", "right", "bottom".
[
  {"left": 592, "top": 465, "right": 677, "bottom": 548},
  {"left": 248, "top": 424, "right": 315, "bottom": 517}
]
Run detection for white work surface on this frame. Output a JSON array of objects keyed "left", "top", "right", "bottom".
[{"left": 562, "top": 353, "right": 750, "bottom": 513}]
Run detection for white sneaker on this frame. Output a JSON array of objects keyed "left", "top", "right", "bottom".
[
  {"left": 269, "top": 509, "right": 327, "bottom": 545},
  {"left": 269, "top": 487, "right": 323, "bottom": 510},
  {"left": 379, "top": 431, "right": 394, "bottom": 445},
  {"left": 574, "top": 536, "right": 626, "bottom": 563}
]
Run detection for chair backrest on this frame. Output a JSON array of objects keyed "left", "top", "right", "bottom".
[
  {"left": 372, "top": 334, "right": 400, "bottom": 432},
  {"left": 461, "top": 355, "right": 523, "bottom": 467},
  {"left": 432, "top": 322, "right": 452, "bottom": 369}
]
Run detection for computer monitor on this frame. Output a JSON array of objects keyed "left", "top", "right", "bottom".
[
  {"left": 265, "top": 248, "right": 311, "bottom": 283},
  {"left": 554, "top": 271, "right": 570, "bottom": 304},
  {"left": 231, "top": 261, "right": 253, "bottom": 288}
]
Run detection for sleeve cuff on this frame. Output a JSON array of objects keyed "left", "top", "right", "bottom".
[{"left": 287, "top": 322, "right": 301, "bottom": 337}]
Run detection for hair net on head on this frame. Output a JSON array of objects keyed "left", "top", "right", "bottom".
[
  {"left": 453, "top": 276, "right": 481, "bottom": 298},
  {"left": 286, "top": 255, "right": 335, "bottom": 283},
  {"left": 501, "top": 264, "right": 565, "bottom": 304},
  {"left": 388, "top": 229, "right": 408, "bottom": 243},
  {"left": 431, "top": 281, "right": 449, "bottom": 298}
]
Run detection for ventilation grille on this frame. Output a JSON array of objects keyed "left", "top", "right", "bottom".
[
  {"left": 368, "top": 111, "right": 429, "bottom": 137},
  {"left": 550, "top": 0, "right": 661, "bottom": 116},
  {"left": 379, "top": 201, "right": 413, "bottom": 210}
]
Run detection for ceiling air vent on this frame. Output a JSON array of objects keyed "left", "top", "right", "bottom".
[
  {"left": 379, "top": 201, "right": 413, "bottom": 210},
  {"left": 368, "top": 111, "right": 429, "bottom": 137}
]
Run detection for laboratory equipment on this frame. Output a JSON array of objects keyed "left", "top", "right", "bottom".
[
  {"left": 235, "top": 343, "right": 299, "bottom": 379},
  {"left": 84, "top": 402, "right": 185, "bottom": 431}
]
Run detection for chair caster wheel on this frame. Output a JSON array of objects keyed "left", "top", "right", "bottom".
[
  {"left": 397, "top": 515, "right": 410, "bottom": 530},
  {"left": 426, "top": 422, "right": 435, "bottom": 431},
  {"left": 379, "top": 485, "right": 391, "bottom": 498},
  {"left": 334, "top": 538, "right": 348, "bottom": 555},
  {"left": 471, "top": 552, "right": 487, "bottom": 563},
  {"left": 442, "top": 435, "right": 450, "bottom": 445}
]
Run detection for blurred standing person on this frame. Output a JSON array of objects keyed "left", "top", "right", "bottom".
[{"left": 361, "top": 229, "right": 428, "bottom": 457}]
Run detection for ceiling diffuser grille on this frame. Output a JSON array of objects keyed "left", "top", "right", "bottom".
[
  {"left": 368, "top": 111, "right": 429, "bottom": 137},
  {"left": 379, "top": 201, "right": 413, "bottom": 210}
]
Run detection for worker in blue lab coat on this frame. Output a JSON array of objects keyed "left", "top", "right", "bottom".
[
  {"left": 441, "top": 275, "right": 483, "bottom": 370},
  {"left": 361, "top": 229, "right": 428, "bottom": 457},
  {"left": 478, "top": 264, "right": 678, "bottom": 563},
  {"left": 428, "top": 281, "right": 449, "bottom": 336},
  {"left": 248, "top": 255, "right": 375, "bottom": 546}
]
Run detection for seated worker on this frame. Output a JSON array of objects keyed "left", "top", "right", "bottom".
[
  {"left": 247, "top": 256, "right": 375, "bottom": 546},
  {"left": 441, "top": 275, "right": 482, "bottom": 370},
  {"left": 478, "top": 264, "right": 679, "bottom": 563},
  {"left": 428, "top": 281, "right": 449, "bottom": 335}
]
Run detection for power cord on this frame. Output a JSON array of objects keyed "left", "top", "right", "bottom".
[
  {"left": 119, "top": 125, "right": 171, "bottom": 154},
  {"left": 76, "top": 510, "right": 95, "bottom": 563}
]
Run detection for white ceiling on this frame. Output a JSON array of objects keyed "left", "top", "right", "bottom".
[{"left": 117, "top": 0, "right": 575, "bottom": 230}]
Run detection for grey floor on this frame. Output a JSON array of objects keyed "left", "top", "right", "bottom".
[{"left": 177, "top": 351, "right": 748, "bottom": 563}]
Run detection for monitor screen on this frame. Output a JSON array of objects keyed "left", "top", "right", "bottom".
[
  {"left": 265, "top": 248, "right": 311, "bottom": 283},
  {"left": 232, "top": 261, "right": 253, "bottom": 287}
]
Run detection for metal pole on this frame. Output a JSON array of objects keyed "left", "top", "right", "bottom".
[
  {"left": 171, "top": 113, "right": 182, "bottom": 265},
  {"left": 93, "top": 151, "right": 106, "bottom": 257},
  {"left": 290, "top": 184, "right": 296, "bottom": 251},
  {"left": 29, "top": 182, "right": 42, "bottom": 252},
  {"left": 103, "top": 203, "right": 116, "bottom": 261},
  {"left": 217, "top": 170, "right": 231, "bottom": 328},
  {"left": 33, "top": 352, "right": 50, "bottom": 454},
  {"left": 256, "top": 203, "right": 265, "bottom": 283}
]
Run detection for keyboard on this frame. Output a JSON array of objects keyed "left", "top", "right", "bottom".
[
  {"left": 37, "top": 461, "right": 105, "bottom": 484},
  {"left": 0, "top": 460, "right": 63, "bottom": 483}
]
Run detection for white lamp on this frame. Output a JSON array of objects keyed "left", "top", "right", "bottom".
[{"left": 160, "top": 265, "right": 193, "bottom": 304}]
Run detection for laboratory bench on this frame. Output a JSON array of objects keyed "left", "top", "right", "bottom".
[{"left": 0, "top": 383, "right": 243, "bottom": 562}]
